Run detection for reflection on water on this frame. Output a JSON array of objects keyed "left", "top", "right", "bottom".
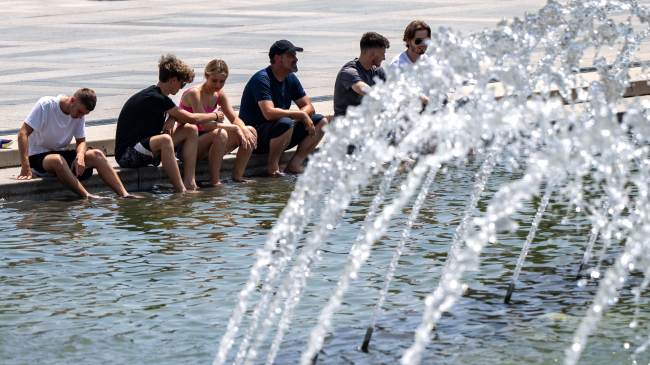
[{"left": 0, "top": 163, "right": 647, "bottom": 364}]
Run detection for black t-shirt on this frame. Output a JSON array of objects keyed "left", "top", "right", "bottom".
[
  {"left": 115, "top": 85, "right": 176, "bottom": 160},
  {"left": 333, "top": 59, "right": 386, "bottom": 116}
]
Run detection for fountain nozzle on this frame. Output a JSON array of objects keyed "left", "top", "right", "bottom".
[
  {"left": 361, "top": 326, "right": 374, "bottom": 352},
  {"left": 504, "top": 282, "right": 515, "bottom": 304}
]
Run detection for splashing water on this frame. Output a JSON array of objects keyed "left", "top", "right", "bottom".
[
  {"left": 362, "top": 162, "right": 440, "bottom": 352},
  {"left": 215, "top": 1, "right": 650, "bottom": 364},
  {"left": 505, "top": 178, "right": 556, "bottom": 303}
]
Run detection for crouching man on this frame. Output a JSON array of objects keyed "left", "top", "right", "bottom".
[
  {"left": 16, "top": 88, "right": 140, "bottom": 199},
  {"left": 239, "top": 40, "right": 328, "bottom": 175}
]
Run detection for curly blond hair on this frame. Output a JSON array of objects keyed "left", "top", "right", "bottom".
[{"left": 158, "top": 54, "right": 195, "bottom": 83}]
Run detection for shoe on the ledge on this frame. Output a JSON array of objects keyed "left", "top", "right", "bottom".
[{"left": 1, "top": 139, "right": 13, "bottom": 148}]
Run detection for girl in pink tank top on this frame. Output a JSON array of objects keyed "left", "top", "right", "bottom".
[
  {"left": 178, "top": 87, "right": 219, "bottom": 132},
  {"left": 174, "top": 59, "right": 258, "bottom": 185}
]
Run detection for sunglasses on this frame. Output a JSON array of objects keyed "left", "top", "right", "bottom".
[
  {"left": 414, "top": 38, "right": 428, "bottom": 45},
  {"left": 180, "top": 81, "right": 187, "bottom": 88}
]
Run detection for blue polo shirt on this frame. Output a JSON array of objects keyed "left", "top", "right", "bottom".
[{"left": 239, "top": 66, "right": 307, "bottom": 127}]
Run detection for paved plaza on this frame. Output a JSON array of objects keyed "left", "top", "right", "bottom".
[{"left": 0, "top": 0, "right": 558, "bottom": 135}]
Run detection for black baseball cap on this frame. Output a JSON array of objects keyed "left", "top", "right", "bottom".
[{"left": 269, "top": 40, "right": 304, "bottom": 61}]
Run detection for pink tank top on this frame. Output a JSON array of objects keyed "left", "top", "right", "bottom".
[{"left": 178, "top": 86, "right": 220, "bottom": 132}]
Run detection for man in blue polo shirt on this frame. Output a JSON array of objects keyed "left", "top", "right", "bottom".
[{"left": 239, "top": 40, "right": 328, "bottom": 176}]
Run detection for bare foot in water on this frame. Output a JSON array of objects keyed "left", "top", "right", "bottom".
[
  {"left": 185, "top": 180, "right": 199, "bottom": 191},
  {"left": 121, "top": 194, "right": 145, "bottom": 199},
  {"left": 283, "top": 167, "right": 304, "bottom": 174},
  {"left": 85, "top": 195, "right": 113, "bottom": 200},
  {"left": 265, "top": 169, "right": 286, "bottom": 177}
]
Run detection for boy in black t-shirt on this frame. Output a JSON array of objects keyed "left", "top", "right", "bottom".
[{"left": 115, "top": 55, "right": 224, "bottom": 192}]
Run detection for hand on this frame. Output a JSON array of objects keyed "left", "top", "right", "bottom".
[
  {"left": 71, "top": 155, "right": 85, "bottom": 177},
  {"left": 17, "top": 165, "right": 33, "bottom": 180},
  {"left": 302, "top": 113, "right": 315, "bottom": 137},
  {"left": 214, "top": 106, "right": 225, "bottom": 123},
  {"left": 241, "top": 126, "right": 257, "bottom": 150},
  {"left": 162, "top": 118, "right": 176, "bottom": 135},
  {"left": 234, "top": 126, "right": 249, "bottom": 150}
]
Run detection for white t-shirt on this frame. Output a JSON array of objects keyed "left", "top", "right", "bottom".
[
  {"left": 25, "top": 95, "right": 85, "bottom": 156},
  {"left": 389, "top": 51, "right": 429, "bottom": 70},
  {"left": 390, "top": 51, "right": 430, "bottom": 96}
]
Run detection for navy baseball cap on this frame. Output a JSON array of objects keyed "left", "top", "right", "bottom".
[{"left": 269, "top": 40, "right": 304, "bottom": 60}]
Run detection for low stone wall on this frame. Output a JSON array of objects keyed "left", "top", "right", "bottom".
[{"left": 0, "top": 149, "right": 300, "bottom": 201}]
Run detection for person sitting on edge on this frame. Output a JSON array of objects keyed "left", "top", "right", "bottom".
[
  {"left": 390, "top": 20, "right": 432, "bottom": 105},
  {"left": 239, "top": 40, "right": 328, "bottom": 176},
  {"left": 172, "top": 59, "right": 257, "bottom": 185},
  {"left": 333, "top": 32, "right": 389, "bottom": 117},
  {"left": 114, "top": 54, "right": 221, "bottom": 192},
  {"left": 16, "top": 88, "right": 140, "bottom": 199}
]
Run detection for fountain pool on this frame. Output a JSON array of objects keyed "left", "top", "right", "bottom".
[
  {"left": 6, "top": 1, "right": 650, "bottom": 364},
  {"left": 0, "top": 164, "right": 648, "bottom": 364}
]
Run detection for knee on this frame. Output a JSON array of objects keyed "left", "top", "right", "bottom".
[
  {"left": 247, "top": 126, "right": 258, "bottom": 138},
  {"left": 277, "top": 117, "right": 294, "bottom": 129},
  {"left": 213, "top": 129, "right": 228, "bottom": 144},
  {"left": 51, "top": 156, "right": 67, "bottom": 170},
  {"left": 178, "top": 123, "right": 198, "bottom": 137},
  {"left": 87, "top": 149, "right": 108, "bottom": 163},
  {"left": 186, "top": 124, "right": 198, "bottom": 133},
  {"left": 317, "top": 117, "right": 329, "bottom": 128},
  {"left": 160, "top": 134, "right": 174, "bottom": 148},
  {"left": 276, "top": 118, "right": 294, "bottom": 139}
]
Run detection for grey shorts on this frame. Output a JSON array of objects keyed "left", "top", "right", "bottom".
[{"left": 116, "top": 137, "right": 161, "bottom": 168}]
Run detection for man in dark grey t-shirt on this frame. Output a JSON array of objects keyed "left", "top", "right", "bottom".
[{"left": 333, "top": 32, "right": 390, "bottom": 117}]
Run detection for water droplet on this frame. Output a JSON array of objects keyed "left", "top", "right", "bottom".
[{"left": 572, "top": 343, "right": 581, "bottom": 351}]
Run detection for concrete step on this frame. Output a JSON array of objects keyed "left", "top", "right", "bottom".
[{"left": 0, "top": 146, "right": 307, "bottom": 201}]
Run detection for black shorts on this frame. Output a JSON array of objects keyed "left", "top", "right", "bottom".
[
  {"left": 116, "top": 137, "right": 161, "bottom": 168},
  {"left": 28, "top": 148, "right": 94, "bottom": 181},
  {"left": 250, "top": 114, "right": 325, "bottom": 155}
]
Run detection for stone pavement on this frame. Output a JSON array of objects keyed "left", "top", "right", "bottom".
[
  {"left": 0, "top": 0, "right": 557, "bottom": 134},
  {"left": 2, "top": 0, "right": 649, "bottom": 199}
]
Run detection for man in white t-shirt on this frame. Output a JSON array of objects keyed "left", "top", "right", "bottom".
[
  {"left": 16, "top": 88, "right": 140, "bottom": 199},
  {"left": 390, "top": 20, "right": 430, "bottom": 69},
  {"left": 390, "top": 20, "right": 432, "bottom": 105}
]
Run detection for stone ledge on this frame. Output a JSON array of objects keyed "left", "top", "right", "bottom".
[{"left": 0, "top": 147, "right": 303, "bottom": 201}]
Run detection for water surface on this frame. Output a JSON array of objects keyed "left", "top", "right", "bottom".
[{"left": 0, "top": 161, "right": 647, "bottom": 364}]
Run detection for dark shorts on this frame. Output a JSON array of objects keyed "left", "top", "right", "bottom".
[
  {"left": 251, "top": 114, "right": 325, "bottom": 155},
  {"left": 28, "top": 148, "right": 94, "bottom": 181},
  {"left": 175, "top": 130, "right": 207, "bottom": 162},
  {"left": 116, "top": 137, "right": 161, "bottom": 168}
]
